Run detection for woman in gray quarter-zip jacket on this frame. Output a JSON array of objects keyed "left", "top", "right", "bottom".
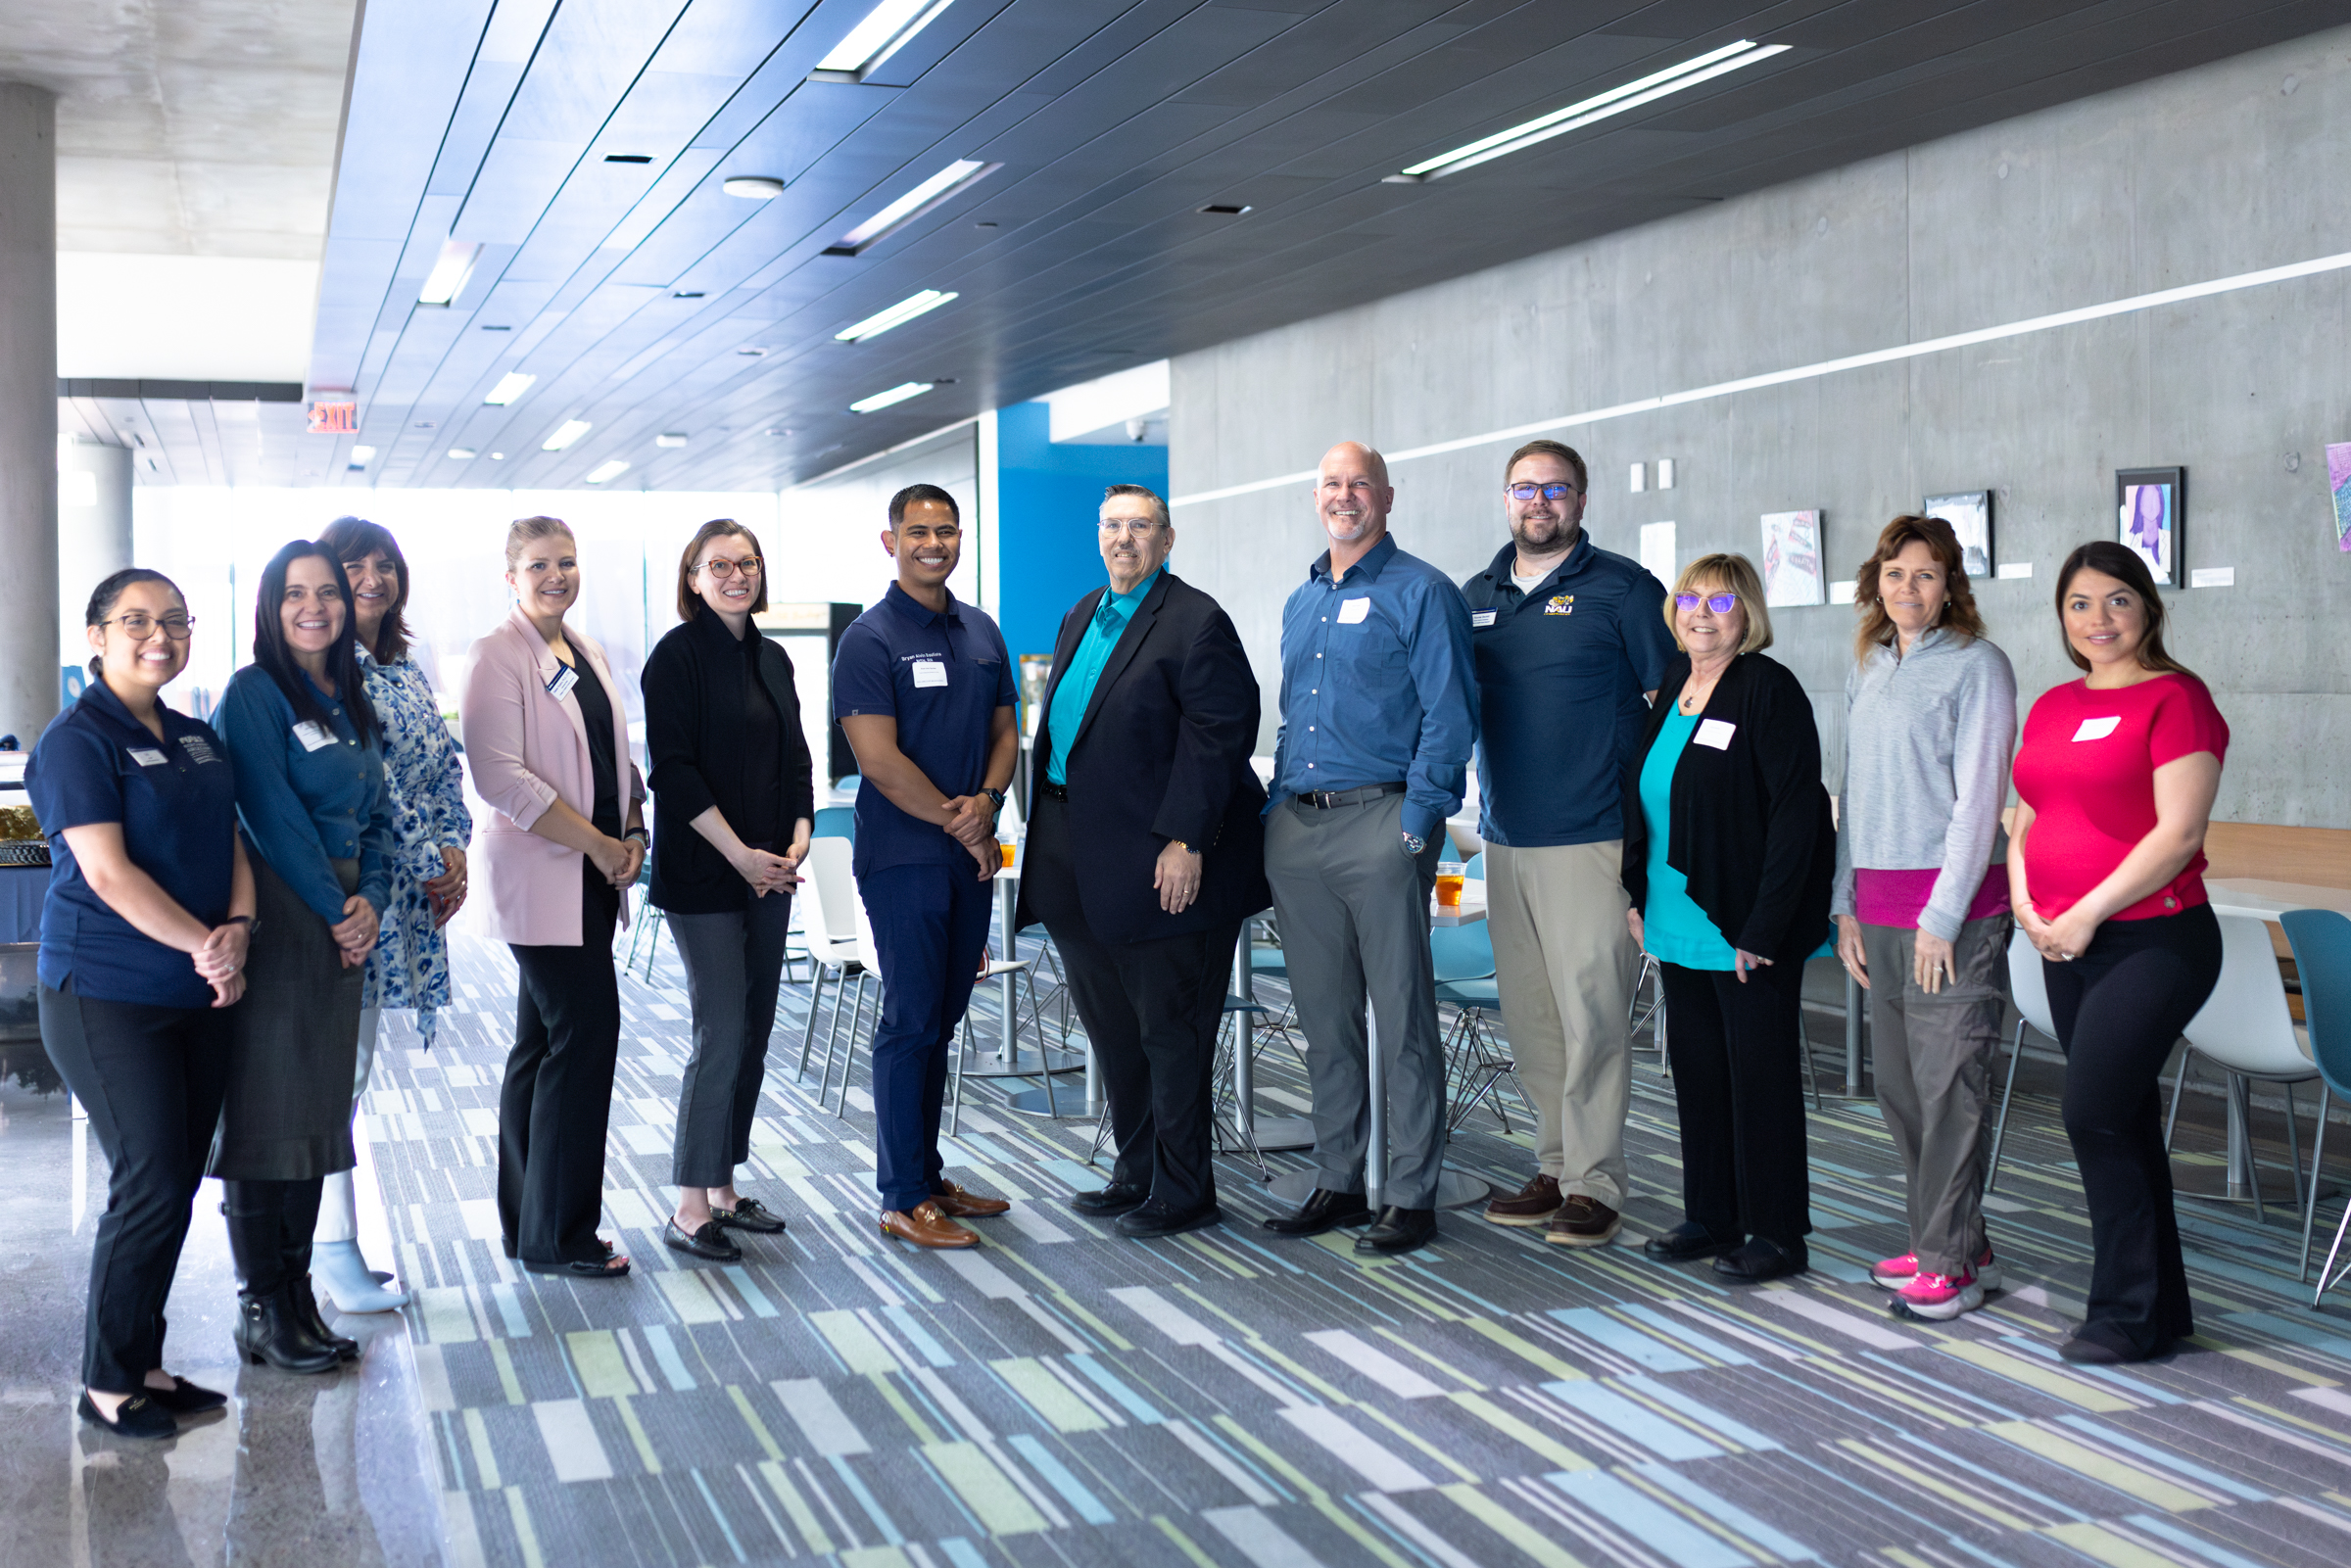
[{"left": 1831, "top": 514, "right": 2017, "bottom": 1324}]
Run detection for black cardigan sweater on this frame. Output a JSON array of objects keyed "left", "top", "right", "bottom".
[
  {"left": 643, "top": 609, "right": 816, "bottom": 913},
  {"left": 1619, "top": 649, "right": 1836, "bottom": 966}
]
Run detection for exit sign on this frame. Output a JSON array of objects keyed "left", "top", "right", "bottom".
[{"left": 308, "top": 402, "right": 359, "bottom": 434}]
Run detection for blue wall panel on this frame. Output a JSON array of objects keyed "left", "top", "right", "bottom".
[{"left": 994, "top": 401, "right": 1168, "bottom": 680}]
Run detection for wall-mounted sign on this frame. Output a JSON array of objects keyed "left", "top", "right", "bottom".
[{"left": 308, "top": 402, "right": 359, "bottom": 434}]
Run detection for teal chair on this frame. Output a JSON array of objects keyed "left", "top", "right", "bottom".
[
  {"left": 1432, "top": 912, "right": 1517, "bottom": 1131},
  {"left": 812, "top": 805, "right": 855, "bottom": 842},
  {"left": 2280, "top": 909, "right": 2351, "bottom": 1300}
]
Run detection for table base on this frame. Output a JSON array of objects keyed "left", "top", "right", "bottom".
[{"left": 958, "top": 1048, "right": 1085, "bottom": 1080}]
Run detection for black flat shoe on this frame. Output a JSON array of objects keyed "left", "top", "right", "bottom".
[
  {"left": 712, "top": 1198, "right": 789, "bottom": 1234},
  {"left": 144, "top": 1376, "right": 227, "bottom": 1415},
  {"left": 1070, "top": 1181, "right": 1149, "bottom": 1216},
  {"left": 1643, "top": 1222, "right": 1741, "bottom": 1263},
  {"left": 1712, "top": 1236, "right": 1806, "bottom": 1284},
  {"left": 1117, "top": 1199, "right": 1223, "bottom": 1239},
  {"left": 1355, "top": 1206, "right": 1438, "bottom": 1256},
  {"left": 1264, "top": 1187, "right": 1374, "bottom": 1236},
  {"left": 664, "top": 1217, "right": 744, "bottom": 1261},
  {"left": 78, "top": 1391, "right": 175, "bottom": 1440}
]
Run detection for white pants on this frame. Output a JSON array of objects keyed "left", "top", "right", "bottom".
[{"left": 314, "top": 1007, "right": 383, "bottom": 1245}]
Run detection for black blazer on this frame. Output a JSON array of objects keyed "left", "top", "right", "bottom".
[
  {"left": 1014, "top": 570, "right": 1271, "bottom": 946},
  {"left": 643, "top": 610, "right": 816, "bottom": 914},
  {"left": 1619, "top": 650, "right": 1835, "bottom": 966}
]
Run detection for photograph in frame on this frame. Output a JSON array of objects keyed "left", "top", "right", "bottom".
[
  {"left": 2116, "top": 466, "right": 2184, "bottom": 588},
  {"left": 1924, "top": 491, "right": 1993, "bottom": 579},
  {"left": 1759, "top": 509, "right": 1825, "bottom": 607}
]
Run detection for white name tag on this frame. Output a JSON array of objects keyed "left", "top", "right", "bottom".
[
  {"left": 2072, "top": 716, "right": 2122, "bottom": 742},
  {"left": 1694, "top": 719, "right": 1736, "bottom": 750},
  {"left": 127, "top": 747, "right": 167, "bottom": 767},
  {"left": 1336, "top": 597, "right": 1371, "bottom": 625},
  {"left": 1470, "top": 608, "right": 1498, "bottom": 628},
  {"left": 544, "top": 664, "right": 579, "bottom": 701},
  {"left": 292, "top": 721, "right": 335, "bottom": 752},
  {"left": 911, "top": 660, "right": 948, "bottom": 689}
]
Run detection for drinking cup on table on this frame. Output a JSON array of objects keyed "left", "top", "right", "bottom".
[{"left": 1435, "top": 862, "right": 1466, "bottom": 909}]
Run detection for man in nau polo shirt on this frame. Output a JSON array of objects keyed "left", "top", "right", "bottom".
[{"left": 1462, "top": 440, "right": 1674, "bottom": 1247}]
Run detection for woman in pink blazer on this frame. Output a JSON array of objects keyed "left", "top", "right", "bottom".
[{"left": 461, "top": 516, "right": 646, "bottom": 1278}]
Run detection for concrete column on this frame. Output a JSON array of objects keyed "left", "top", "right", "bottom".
[
  {"left": 58, "top": 436, "right": 132, "bottom": 666},
  {"left": 0, "top": 84, "right": 58, "bottom": 742}
]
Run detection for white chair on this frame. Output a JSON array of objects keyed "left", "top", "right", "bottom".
[
  {"left": 2170, "top": 913, "right": 2320, "bottom": 1243},
  {"left": 1988, "top": 925, "right": 2060, "bottom": 1192},
  {"left": 821, "top": 889, "right": 888, "bottom": 1117},
  {"left": 794, "top": 838, "right": 867, "bottom": 1099}
]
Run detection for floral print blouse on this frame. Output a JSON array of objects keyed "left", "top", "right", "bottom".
[{"left": 358, "top": 645, "right": 472, "bottom": 1044}]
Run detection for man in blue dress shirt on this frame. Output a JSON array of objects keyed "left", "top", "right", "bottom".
[{"left": 1262, "top": 442, "right": 1477, "bottom": 1256}]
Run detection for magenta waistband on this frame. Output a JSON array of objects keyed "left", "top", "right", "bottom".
[{"left": 1854, "top": 864, "right": 2010, "bottom": 929}]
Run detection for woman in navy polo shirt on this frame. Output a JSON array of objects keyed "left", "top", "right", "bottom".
[
  {"left": 211, "top": 541, "right": 396, "bottom": 1374},
  {"left": 31, "top": 567, "right": 257, "bottom": 1440}
]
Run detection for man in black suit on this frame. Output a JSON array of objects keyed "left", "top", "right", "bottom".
[{"left": 1014, "top": 483, "right": 1270, "bottom": 1239}]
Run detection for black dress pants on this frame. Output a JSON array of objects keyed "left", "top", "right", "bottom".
[
  {"left": 1658, "top": 959, "right": 1813, "bottom": 1251},
  {"left": 38, "top": 984, "right": 232, "bottom": 1393},
  {"left": 1026, "top": 793, "right": 1235, "bottom": 1212},
  {"left": 2043, "top": 904, "right": 2222, "bottom": 1356},
  {"left": 501, "top": 863, "right": 623, "bottom": 1265}
]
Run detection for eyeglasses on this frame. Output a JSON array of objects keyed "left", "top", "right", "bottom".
[
  {"left": 1098, "top": 517, "right": 1162, "bottom": 538},
  {"left": 696, "top": 556, "right": 762, "bottom": 579},
  {"left": 1674, "top": 592, "right": 1740, "bottom": 613},
  {"left": 103, "top": 613, "right": 195, "bottom": 640},
  {"left": 1505, "top": 482, "right": 1582, "bottom": 501}
]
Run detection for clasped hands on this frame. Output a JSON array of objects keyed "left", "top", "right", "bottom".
[
  {"left": 942, "top": 794, "right": 1000, "bottom": 879},
  {"left": 192, "top": 921, "right": 249, "bottom": 1008},
  {"left": 2017, "top": 899, "right": 2096, "bottom": 964},
  {"left": 733, "top": 840, "right": 806, "bottom": 897}
]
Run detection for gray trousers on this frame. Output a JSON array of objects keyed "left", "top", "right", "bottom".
[
  {"left": 1264, "top": 790, "right": 1448, "bottom": 1208},
  {"left": 667, "top": 892, "right": 794, "bottom": 1187},
  {"left": 1860, "top": 914, "right": 2013, "bottom": 1275}
]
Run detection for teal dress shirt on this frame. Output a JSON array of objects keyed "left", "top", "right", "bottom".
[
  {"left": 1045, "top": 569, "right": 1162, "bottom": 785},
  {"left": 1638, "top": 707, "right": 1739, "bottom": 971}
]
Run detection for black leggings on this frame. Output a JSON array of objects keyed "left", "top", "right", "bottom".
[
  {"left": 2044, "top": 903, "right": 2222, "bottom": 1356},
  {"left": 222, "top": 1177, "right": 325, "bottom": 1298}
]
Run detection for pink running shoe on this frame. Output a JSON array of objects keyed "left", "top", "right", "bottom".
[
  {"left": 1893, "top": 1268, "right": 1985, "bottom": 1321},
  {"left": 1872, "top": 1248, "right": 2003, "bottom": 1292}
]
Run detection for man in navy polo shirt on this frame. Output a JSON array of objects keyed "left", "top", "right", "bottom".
[
  {"left": 1462, "top": 440, "right": 1673, "bottom": 1247},
  {"left": 832, "top": 483, "right": 1019, "bottom": 1249}
]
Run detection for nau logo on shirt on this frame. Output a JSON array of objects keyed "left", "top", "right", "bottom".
[{"left": 1543, "top": 594, "right": 1575, "bottom": 616}]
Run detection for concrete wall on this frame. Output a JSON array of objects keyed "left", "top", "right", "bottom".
[{"left": 1169, "top": 26, "right": 2351, "bottom": 828}]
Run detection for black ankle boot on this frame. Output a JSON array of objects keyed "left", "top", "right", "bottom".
[
  {"left": 234, "top": 1287, "right": 342, "bottom": 1374},
  {"left": 292, "top": 1276, "right": 360, "bottom": 1362}
]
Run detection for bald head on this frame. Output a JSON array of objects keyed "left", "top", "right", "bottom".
[
  {"left": 1314, "top": 441, "right": 1394, "bottom": 553},
  {"left": 1320, "top": 442, "right": 1389, "bottom": 488}
]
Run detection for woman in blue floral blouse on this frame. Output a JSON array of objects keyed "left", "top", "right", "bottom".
[{"left": 312, "top": 516, "right": 473, "bottom": 1313}]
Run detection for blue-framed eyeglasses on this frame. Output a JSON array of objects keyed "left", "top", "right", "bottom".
[
  {"left": 1505, "top": 482, "right": 1581, "bottom": 501},
  {"left": 1674, "top": 592, "right": 1739, "bottom": 613}
]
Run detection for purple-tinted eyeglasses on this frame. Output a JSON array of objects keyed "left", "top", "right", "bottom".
[{"left": 1675, "top": 591, "right": 1739, "bottom": 613}]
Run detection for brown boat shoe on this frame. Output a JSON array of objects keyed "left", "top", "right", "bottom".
[
  {"left": 930, "top": 1181, "right": 1011, "bottom": 1218},
  {"left": 880, "top": 1200, "right": 977, "bottom": 1249},
  {"left": 1544, "top": 1195, "right": 1622, "bottom": 1247},
  {"left": 1483, "top": 1172, "right": 1562, "bottom": 1227}
]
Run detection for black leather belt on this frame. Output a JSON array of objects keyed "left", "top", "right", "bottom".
[
  {"left": 1037, "top": 781, "right": 1069, "bottom": 800},
  {"left": 1294, "top": 782, "right": 1406, "bottom": 810}
]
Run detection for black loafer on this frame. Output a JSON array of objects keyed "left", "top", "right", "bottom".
[
  {"left": 1117, "top": 1199, "right": 1223, "bottom": 1239},
  {"left": 1711, "top": 1236, "right": 1806, "bottom": 1284},
  {"left": 78, "top": 1391, "right": 176, "bottom": 1440},
  {"left": 1355, "top": 1206, "right": 1438, "bottom": 1256},
  {"left": 1264, "top": 1187, "right": 1374, "bottom": 1236},
  {"left": 1070, "top": 1181, "right": 1150, "bottom": 1216},
  {"left": 663, "top": 1217, "right": 744, "bottom": 1261},
  {"left": 521, "top": 1252, "right": 632, "bottom": 1278},
  {"left": 1643, "top": 1222, "right": 1741, "bottom": 1263},
  {"left": 712, "top": 1198, "right": 789, "bottom": 1234},
  {"left": 144, "top": 1376, "right": 228, "bottom": 1416}
]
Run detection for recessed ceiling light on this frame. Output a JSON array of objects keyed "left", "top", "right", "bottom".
[
  {"left": 543, "top": 419, "right": 592, "bottom": 451},
  {"left": 672, "top": 290, "right": 705, "bottom": 299},
  {"left": 722, "top": 176, "right": 785, "bottom": 199},
  {"left": 350, "top": 445, "right": 376, "bottom": 463},
  {"left": 449, "top": 447, "right": 477, "bottom": 459},
  {"left": 481, "top": 324, "right": 511, "bottom": 332},
  {"left": 489, "top": 451, "right": 505, "bottom": 460},
  {"left": 825, "top": 160, "right": 1000, "bottom": 256},
  {"left": 412, "top": 420, "right": 436, "bottom": 429},
  {"left": 417, "top": 240, "right": 481, "bottom": 306},
  {"left": 813, "top": 0, "right": 956, "bottom": 80},
  {"left": 737, "top": 346, "right": 769, "bottom": 356},
  {"left": 603, "top": 153, "right": 653, "bottom": 165},
  {"left": 849, "top": 381, "right": 935, "bottom": 413},
  {"left": 484, "top": 371, "right": 536, "bottom": 404},
  {"left": 836, "top": 289, "right": 959, "bottom": 343},
  {"left": 655, "top": 433, "right": 688, "bottom": 448},
  {"left": 585, "top": 459, "right": 631, "bottom": 484},
  {"left": 1392, "top": 39, "right": 1791, "bottom": 181},
  {"left": 1198, "top": 204, "right": 1252, "bottom": 215}
]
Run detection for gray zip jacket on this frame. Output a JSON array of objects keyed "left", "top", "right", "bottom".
[{"left": 1831, "top": 627, "right": 2017, "bottom": 942}]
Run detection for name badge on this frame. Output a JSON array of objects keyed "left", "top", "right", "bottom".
[
  {"left": 1470, "top": 609, "right": 1498, "bottom": 628},
  {"left": 1336, "top": 597, "right": 1371, "bottom": 625},
  {"left": 2071, "top": 715, "right": 2121, "bottom": 741},
  {"left": 912, "top": 660, "right": 948, "bottom": 689},
  {"left": 127, "top": 747, "right": 167, "bottom": 767},
  {"left": 292, "top": 721, "right": 335, "bottom": 752},
  {"left": 545, "top": 664, "right": 579, "bottom": 701},
  {"left": 1694, "top": 719, "right": 1737, "bottom": 750}
]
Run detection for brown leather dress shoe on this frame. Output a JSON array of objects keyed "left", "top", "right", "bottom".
[
  {"left": 880, "top": 1200, "right": 977, "bottom": 1249},
  {"left": 1543, "top": 1195, "right": 1622, "bottom": 1247},
  {"left": 930, "top": 1181, "right": 1011, "bottom": 1217},
  {"left": 1484, "top": 1173, "right": 1562, "bottom": 1227}
]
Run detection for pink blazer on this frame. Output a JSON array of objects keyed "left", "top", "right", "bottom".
[{"left": 460, "top": 608, "right": 645, "bottom": 946}]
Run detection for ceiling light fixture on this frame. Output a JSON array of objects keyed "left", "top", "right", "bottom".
[
  {"left": 543, "top": 419, "right": 592, "bottom": 451},
  {"left": 449, "top": 447, "right": 477, "bottom": 459},
  {"left": 722, "top": 176, "right": 785, "bottom": 199},
  {"left": 836, "top": 288, "right": 959, "bottom": 343},
  {"left": 813, "top": 0, "right": 956, "bottom": 81},
  {"left": 349, "top": 445, "right": 376, "bottom": 463},
  {"left": 417, "top": 240, "right": 482, "bottom": 306},
  {"left": 1390, "top": 39, "right": 1791, "bottom": 181},
  {"left": 1198, "top": 204, "right": 1252, "bottom": 215},
  {"left": 849, "top": 381, "right": 935, "bottom": 414},
  {"left": 825, "top": 159, "right": 1000, "bottom": 256},
  {"left": 483, "top": 371, "right": 536, "bottom": 404},
  {"left": 603, "top": 153, "right": 653, "bottom": 165},
  {"left": 585, "top": 459, "right": 631, "bottom": 484},
  {"left": 655, "top": 433, "right": 688, "bottom": 448}
]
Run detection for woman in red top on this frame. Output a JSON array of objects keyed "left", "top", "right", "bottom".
[{"left": 2009, "top": 541, "right": 2227, "bottom": 1364}]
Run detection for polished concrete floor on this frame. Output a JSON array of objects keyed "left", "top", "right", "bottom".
[{"left": 6, "top": 936, "right": 2351, "bottom": 1568}]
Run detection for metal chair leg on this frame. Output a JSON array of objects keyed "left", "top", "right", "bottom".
[
  {"left": 2164, "top": 1046, "right": 2194, "bottom": 1151},
  {"left": 2239, "top": 1076, "right": 2268, "bottom": 1228},
  {"left": 1986, "top": 1018, "right": 2027, "bottom": 1194},
  {"left": 2304, "top": 1087, "right": 2331, "bottom": 1284},
  {"left": 836, "top": 974, "right": 872, "bottom": 1117},
  {"left": 948, "top": 1014, "right": 970, "bottom": 1138},
  {"left": 2316, "top": 1180, "right": 2351, "bottom": 1309},
  {"left": 796, "top": 964, "right": 831, "bottom": 1080},
  {"left": 2286, "top": 1080, "right": 2306, "bottom": 1213}
]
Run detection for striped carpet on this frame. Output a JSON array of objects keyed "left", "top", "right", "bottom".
[{"left": 360, "top": 927, "right": 2351, "bottom": 1568}]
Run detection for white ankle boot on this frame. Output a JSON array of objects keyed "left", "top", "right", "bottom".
[{"left": 313, "top": 1240, "right": 409, "bottom": 1313}]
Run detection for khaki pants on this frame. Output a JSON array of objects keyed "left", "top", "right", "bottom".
[{"left": 1486, "top": 841, "right": 1639, "bottom": 1208}]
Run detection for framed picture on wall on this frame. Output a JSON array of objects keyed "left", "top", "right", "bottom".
[
  {"left": 2116, "top": 466, "right": 2185, "bottom": 588},
  {"left": 1759, "top": 509, "right": 1825, "bottom": 607},
  {"left": 1924, "top": 490, "right": 1994, "bottom": 579}
]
